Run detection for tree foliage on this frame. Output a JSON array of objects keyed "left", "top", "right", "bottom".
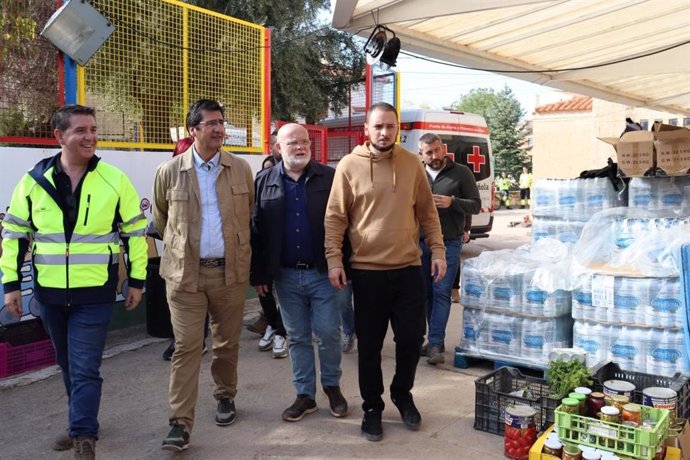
[
  {"left": 452, "top": 86, "right": 530, "bottom": 177},
  {"left": 0, "top": 1, "right": 59, "bottom": 138},
  {"left": 189, "top": 0, "right": 365, "bottom": 124}
]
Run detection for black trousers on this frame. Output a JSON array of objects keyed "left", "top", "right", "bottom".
[
  {"left": 259, "top": 280, "right": 287, "bottom": 336},
  {"left": 351, "top": 266, "right": 425, "bottom": 412}
]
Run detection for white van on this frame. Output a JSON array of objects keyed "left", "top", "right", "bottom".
[{"left": 320, "top": 109, "right": 495, "bottom": 238}]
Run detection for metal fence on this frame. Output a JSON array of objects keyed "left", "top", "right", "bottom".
[{"left": 1, "top": 0, "right": 268, "bottom": 152}]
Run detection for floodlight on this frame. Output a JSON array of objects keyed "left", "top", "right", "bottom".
[
  {"left": 364, "top": 26, "right": 387, "bottom": 65},
  {"left": 379, "top": 36, "right": 401, "bottom": 70},
  {"left": 41, "top": 0, "right": 114, "bottom": 66}
]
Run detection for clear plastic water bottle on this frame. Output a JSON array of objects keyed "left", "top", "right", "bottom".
[
  {"left": 572, "top": 273, "right": 594, "bottom": 321},
  {"left": 647, "top": 328, "right": 685, "bottom": 377},
  {"left": 629, "top": 177, "right": 656, "bottom": 210},
  {"left": 609, "top": 325, "right": 646, "bottom": 373},
  {"left": 521, "top": 317, "right": 547, "bottom": 360},
  {"left": 490, "top": 271, "right": 522, "bottom": 312},
  {"left": 521, "top": 270, "right": 544, "bottom": 317},
  {"left": 533, "top": 180, "right": 557, "bottom": 217},
  {"left": 574, "top": 320, "right": 609, "bottom": 367},
  {"left": 612, "top": 277, "right": 648, "bottom": 325},
  {"left": 460, "top": 261, "right": 487, "bottom": 309},
  {"left": 557, "top": 179, "right": 581, "bottom": 220},
  {"left": 656, "top": 177, "right": 684, "bottom": 210},
  {"left": 488, "top": 313, "right": 520, "bottom": 356},
  {"left": 647, "top": 277, "right": 682, "bottom": 328},
  {"left": 460, "top": 309, "right": 482, "bottom": 352},
  {"left": 531, "top": 217, "right": 551, "bottom": 242}
]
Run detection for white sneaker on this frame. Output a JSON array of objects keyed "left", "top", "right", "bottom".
[
  {"left": 258, "top": 325, "right": 275, "bottom": 351},
  {"left": 272, "top": 335, "right": 288, "bottom": 359}
]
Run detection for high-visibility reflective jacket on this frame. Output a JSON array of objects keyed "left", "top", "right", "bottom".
[
  {"left": 0, "top": 153, "right": 148, "bottom": 306},
  {"left": 519, "top": 172, "right": 533, "bottom": 189}
]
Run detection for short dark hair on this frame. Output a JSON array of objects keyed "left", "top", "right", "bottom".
[
  {"left": 186, "top": 99, "right": 225, "bottom": 129},
  {"left": 51, "top": 105, "right": 96, "bottom": 131},
  {"left": 418, "top": 133, "right": 441, "bottom": 148},
  {"left": 366, "top": 102, "right": 397, "bottom": 123}
]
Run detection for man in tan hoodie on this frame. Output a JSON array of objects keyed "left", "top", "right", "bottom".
[{"left": 324, "top": 102, "right": 446, "bottom": 442}]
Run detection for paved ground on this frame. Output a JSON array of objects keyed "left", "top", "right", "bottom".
[{"left": 0, "top": 209, "right": 532, "bottom": 460}]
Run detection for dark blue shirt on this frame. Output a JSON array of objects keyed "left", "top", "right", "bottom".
[{"left": 280, "top": 164, "right": 315, "bottom": 266}]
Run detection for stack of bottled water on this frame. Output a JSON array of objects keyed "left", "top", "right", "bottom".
[
  {"left": 628, "top": 176, "right": 690, "bottom": 212},
  {"left": 532, "top": 178, "right": 626, "bottom": 247},
  {"left": 572, "top": 272, "right": 688, "bottom": 376},
  {"left": 459, "top": 256, "right": 574, "bottom": 366}
]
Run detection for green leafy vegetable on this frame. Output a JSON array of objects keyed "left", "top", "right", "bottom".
[{"left": 546, "top": 359, "right": 592, "bottom": 397}]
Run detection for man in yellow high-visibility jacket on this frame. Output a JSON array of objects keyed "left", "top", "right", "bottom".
[
  {"left": 518, "top": 166, "right": 533, "bottom": 209},
  {"left": 0, "top": 104, "right": 148, "bottom": 459}
]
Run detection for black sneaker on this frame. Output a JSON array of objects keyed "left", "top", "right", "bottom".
[
  {"left": 392, "top": 395, "right": 421, "bottom": 431},
  {"left": 162, "top": 341, "right": 175, "bottom": 361},
  {"left": 215, "top": 397, "right": 236, "bottom": 426},
  {"left": 323, "top": 386, "right": 348, "bottom": 418},
  {"left": 282, "top": 395, "right": 317, "bottom": 422},
  {"left": 162, "top": 423, "right": 190, "bottom": 452},
  {"left": 361, "top": 409, "right": 383, "bottom": 442}
]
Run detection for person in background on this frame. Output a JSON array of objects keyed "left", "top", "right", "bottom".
[
  {"left": 519, "top": 166, "right": 533, "bottom": 209},
  {"left": 251, "top": 129, "right": 288, "bottom": 359},
  {"left": 417, "top": 133, "right": 481, "bottom": 365},
  {"left": 251, "top": 123, "right": 347, "bottom": 423},
  {"left": 153, "top": 99, "right": 254, "bottom": 452},
  {"left": 161, "top": 136, "right": 209, "bottom": 361},
  {"left": 0, "top": 104, "right": 148, "bottom": 460},
  {"left": 325, "top": 102, "right": 446, "bottom": 442},
  {"left": 496, "top": 171, "right": 513, "bottom": 209}
]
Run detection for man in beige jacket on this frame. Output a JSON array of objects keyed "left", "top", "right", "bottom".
[
  {"left": 325, "top": 102, "right": 446, "bottom": 442},
  {"left": 152, "top": 99, "right": 254, "bottom": 452}
]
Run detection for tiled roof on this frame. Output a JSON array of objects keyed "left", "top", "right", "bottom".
[{"left": 535, "top": 96, "right": 592, "bottom": 114}]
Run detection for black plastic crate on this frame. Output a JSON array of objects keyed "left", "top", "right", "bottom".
[
  {"left": 474, "top": 366, "right": 562, "bottom": 436},
  {"left": 590, "top": 361, "right": 690, "bottom": 419}
]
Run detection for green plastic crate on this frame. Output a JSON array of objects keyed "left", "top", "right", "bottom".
[{"left": 555, "top": 405, "right": 670, "bottom": 460}]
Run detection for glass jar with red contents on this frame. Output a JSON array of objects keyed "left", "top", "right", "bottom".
[
  {"left": 504, "top": 405, "right": 537, "bottom": 460},
  {"left": 589, "top": 392, "right": 606, "bottom": 417}
]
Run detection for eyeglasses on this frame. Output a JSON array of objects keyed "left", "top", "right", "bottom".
[
  {"left": 196, "top": 119, "right": 225, "bottom": 128},
  {"left": 283, "top": 139, "right": 311, "bottom": 148}
]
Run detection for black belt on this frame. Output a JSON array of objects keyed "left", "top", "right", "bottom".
[
  {"left": 200, "top": 258, "right": 225, "bottom": 267},
  {"left": 284, "top": 262, "right": 314, "bottom": 270}
]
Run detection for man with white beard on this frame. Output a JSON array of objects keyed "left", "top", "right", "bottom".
[{"left": 250, "top": 123, "right": 348, "bottom": 422}]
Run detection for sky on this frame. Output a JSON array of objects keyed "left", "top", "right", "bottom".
[{"left": 391, "top": 53, "right": 567, "bottom": 119}]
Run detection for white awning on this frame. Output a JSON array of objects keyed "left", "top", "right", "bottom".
[{"left": 332, "top": 0, "right": 690, "bottom": 115}]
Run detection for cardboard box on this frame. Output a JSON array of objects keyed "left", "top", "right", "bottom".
[
  {"left": 664, "top": 420, "right": 690, "bottom": 460},
  {"left": 599, "top": 124, "right": 690, "bottom": 177}
]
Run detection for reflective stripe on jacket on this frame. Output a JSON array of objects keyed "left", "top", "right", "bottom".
[{"left": 0, "top": 153, "right": 148, "bottom": 305}]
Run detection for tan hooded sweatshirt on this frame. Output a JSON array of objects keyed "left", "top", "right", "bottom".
[{"left": 325, "top": 142, "right": 445, "bottom": 271}]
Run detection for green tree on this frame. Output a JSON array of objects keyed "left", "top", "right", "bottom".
[
  {"left": 189, "top": 0, "right": 365, "bottom": 124},
  {"left": 452, "top": 86, "right": 529, "bottom": 177}
]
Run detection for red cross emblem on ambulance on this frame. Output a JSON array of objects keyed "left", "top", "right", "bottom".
[
  {"left": 441, "top": 143, "right": 454, "bottom": 162},
  {"left": 466, "top": 146, "right": 485, "bottom": 173}
]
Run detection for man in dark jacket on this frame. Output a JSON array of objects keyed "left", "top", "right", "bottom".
[
  {"left": 250, "top": 123, "right": 347, "bottom": 422},
  {"left": 418, "top": 133, "right": 481, "bottom": 365}
]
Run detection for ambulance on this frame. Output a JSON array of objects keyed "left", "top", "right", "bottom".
[{"left": 321, "top": 109, "right": 495, "bottom": 238}]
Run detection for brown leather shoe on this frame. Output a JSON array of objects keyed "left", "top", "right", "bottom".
[
  {"left": 52, "top": 428, "right": 72, "bottom": 451},
  {"left": 282, "top": 395, "right": 317, "bottom": 422},
  {"left": 246, "top": 313, "right": 267, "bottom": 335},
  {"left": 73, "top": 437, "right": 96, "bottom": 460}
]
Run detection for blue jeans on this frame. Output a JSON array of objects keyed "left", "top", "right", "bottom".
[
  {"left": 274, "top": 267, "right": 342, "bottom": 399},
  {"left": 337, "top": 283, "right": 355, "bottom": 336},
  {"left": 421, "top": 239, "right": 462, "bottom": 349},
  {"left": 39, "top": 301, "right": 113, "bottom": 439}
]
